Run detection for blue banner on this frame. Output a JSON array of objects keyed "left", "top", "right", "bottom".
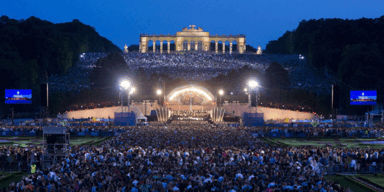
[
  {"left": 1, "top": 132, "right": 10, "bottom": 136},
  {"left": 100, "top": 132, "right": 114, "bottom": 136},
  {"left": 12, "top": 131, "right": 23, "bottom": 136},
  {"left": 25, "top": 132, "right": 36, "bottom": 136}
]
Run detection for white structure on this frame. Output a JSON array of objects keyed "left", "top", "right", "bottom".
[
  {"left": 256, "top": 45, "right": 262, "bottom": 55},
  {"left": 123, "top": 44, "right": 129, "bottom": 53}
]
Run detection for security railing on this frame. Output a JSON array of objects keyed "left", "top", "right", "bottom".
[
  {"left": 0, "top": 161, "right": 35, "bottom": 172},
  {"left": 319, "top": 164, "right": 384, "bottom": 175},
  {"left": 253, "top": 131, "right": 383, "bottom": 139}
]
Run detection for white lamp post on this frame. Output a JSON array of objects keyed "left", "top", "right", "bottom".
[
  {"left": 157, "top": 89, "right": 162, "bottom": 105},
  {"left": 218, "top": 89, "right": 224, "bottom": 107},
  {"left": 247, "top": 80, "right": 259, "bottom": 113},
  {"left": 120, "top": 80, "right": 135, "bottom": 112}
]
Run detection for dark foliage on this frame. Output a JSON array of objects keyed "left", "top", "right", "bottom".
[
  {"left": 265, "top": 16, "right": 384, "bottom": 114},
  {"left": 84, "top": 57, "right": 330, "bottom": 115},
  {"left": 0, "top": 15, "right": 120, "bottom": 116}
]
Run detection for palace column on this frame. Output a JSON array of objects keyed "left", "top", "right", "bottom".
[
  {"left": 187, "top": 42, "right": 191, "bottom": 51},
  {"left": 153, "top": 41, "right": 156, "bottom": 53},
  {"left": 215, "top": 42, "right": 218, "bottom": 54},
  {"left": 140, "top": 38, "right": 147, "bottom": 53},
  {"left": 160, "top": 42, "right": 163, "bottom": 54},
  {"left": 223, "top": 43, "right": 225, "bottom": 54},
  {"left": 167, "top": 41, "right": 170, "bottom": 53},
  {"left": 229, "top": 42, "right": 233, "bottom": 54},
  {"left": 195, "top": 43, "right": 198, "bottom": 51}
]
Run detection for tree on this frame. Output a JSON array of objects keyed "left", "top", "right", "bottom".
[
  {"left": 0, "top": 15, "right": 121, "bottom": 116},
  {"left": 265, "top": 62, "right": 291, "bottom": 89},
  {"left": 338, "top": 44, "right": 384, "bottom": 114}
]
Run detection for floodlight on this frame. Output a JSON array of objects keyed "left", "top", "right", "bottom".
[
  {"left": 248, "top": 80, "right": 258, "bottom": 88},
  {"left": 157, "top": 89, "right": 162, "bottom": 95},
  {"left": 219, "top": 90, "right": 224, "bottom": 95},
  {"left": 120, "top": 80, "right": 130, "bottom": 89},
  {"left": 130, "top": 87, "right": 136, "bottom": 94}
]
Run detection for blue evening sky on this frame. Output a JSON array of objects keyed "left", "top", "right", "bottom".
[{"left": 1, "top": 0, "right": 384, "bottom": 50}]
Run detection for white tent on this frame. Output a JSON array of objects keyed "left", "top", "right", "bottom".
[{"left": 136, "top": 114, "right": 147, "bottom": 123}]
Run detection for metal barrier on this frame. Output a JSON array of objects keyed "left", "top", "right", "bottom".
[
  {"left": 0, "top": 161, "right": 32, "bottom": 172},
  {"left": 252, "top": 131, "right": 383, "bottom": 139},
  {"left": 320, "top": 164, "right": 384, "bottom": 175}
]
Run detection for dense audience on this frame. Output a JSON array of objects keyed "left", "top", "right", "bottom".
[
  {"left": 172, "top": 110, "right": 210, "bottom": 118},
  {"left": 2, "top": 122, "right": 384, "bottom": 191},
  {"left": 122, "top": 53, "right": 269, "bottom": 82},
  {"left": 48, "top": 52, "right": 332, "bottom": 95},
  {"left": 122, "top": 53, "right": 332, "bottom": 94},
  {"left": 48, "top": 53, "right": 108, "bottom": 93}
]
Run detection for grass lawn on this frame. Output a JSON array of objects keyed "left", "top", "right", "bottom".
[
  {"left": 0, "top": 136, "right": 111, "bottom": 188},
  {"left": 0, "top": 172, "right": 31, "bottom": 189},
  {"left": 272, "top": 138, "right": 384, "bottom": 149},
  {"left": 324, "top": 175, "right": 374, "bottom": 192},
  {"left": 0, "top": 136, "right": 109, "bottom": 147},
  {"left": 358, "top": 174, "right": 384, "bottom": 188}
]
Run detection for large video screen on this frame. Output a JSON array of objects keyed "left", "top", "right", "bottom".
[
  {"left": 5, "top": 89, "right": 32, "bottom": 104},
  {"left": 350, "top": 90, "right": 377, "bottom": 105}
]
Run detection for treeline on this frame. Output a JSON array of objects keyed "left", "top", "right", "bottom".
[
  {"left": 265, "top": 16, "right": 384, "bottom": 115},
  {"left": 0, "top": 15, "right": 120, "bottom": 117}
]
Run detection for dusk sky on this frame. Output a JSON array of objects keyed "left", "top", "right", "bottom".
[{"left": 2, "top": 0, "right": 384, "bottom": 50}]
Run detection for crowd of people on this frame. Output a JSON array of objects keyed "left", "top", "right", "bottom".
[
  {"left": 46, "top": 52, "right": 333, "bottom": 95},
  {"left": 258, "top": 103, "right": 313, "bottom": 113},
  {"left": 3, "top": 121, "right": 384, "bottom": 191},
  {"left": 122, "top": 53, "right": 332, "bottom": 94},
  {"left": 45, "top": 52, "right": 333, "bottom": 115},
  {"left": 66, "top": 101, "right": 117, "bottom": 111},
  {"left": 48, "top": 53, "right": 108, "bottom": 93},
  {"left": 172, "top": 110, "right": 210, "bottom": 118},
  {"left": 122, "top": 53, "right": 269, "bottom": 82}
]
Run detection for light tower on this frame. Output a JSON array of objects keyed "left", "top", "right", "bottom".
[
  {"left": 247, "top": 80, "right": 259, "bottom": 113},
  {"left": 120, "top": 80, "right": 135, "bottom": 112}
]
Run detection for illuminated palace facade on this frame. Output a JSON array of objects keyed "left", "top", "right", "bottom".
[{"left": 139, "top": 25, "right": 246, "bottom": 54}]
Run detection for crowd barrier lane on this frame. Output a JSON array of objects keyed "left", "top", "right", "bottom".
[
  {"left": 0, "top": 160, "right": 31, "bottom": 172},
  {"left": 76, "top": 132, "right": 86, "bottom": 137},
  {"left": 251, "top": 131, "right": 382, "bottom": 138},
  {"left": 25, "top": 132, "right": 37, "bottom": 136},
  {"left": 319, "top": 164, "right": 384, "bottom": 175},
  {"left": 0, "top": 131, "right": 37, "bottom": 137},
  {"left": 1, "top": 131, "right": 11, "bottom": 136},
  {"left": 100, "top": 132, "right": 114, "bottom": 136},
  {"left": 65, "top": 122, "right": 109, "bottom": 126}
]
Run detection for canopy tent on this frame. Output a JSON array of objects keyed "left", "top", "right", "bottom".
[{"left": 136, "top": 114, "right": 147, "bottom": 123}]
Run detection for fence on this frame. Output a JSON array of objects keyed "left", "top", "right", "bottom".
[
  {"left": 263, "top": 123, "right": 378, "bottom": 128},
  {"left": 0, "top": 161, "right": 31, "bottom": 172},
  {"left": 0, "top": 131, "right": 38, "bottom": 137},
  {"left": 253, "top": 131, "right": 383, "bottom": 139},
  {"left": 243, "top": 112, "right": 264, "bottom": 126},
  {"left": 319, "top": 164, "right": 384, "bottom": 175},
  {"left": 69, "top": 131, "right": 121, "bottom": 137},
  {"left": 0, "top": 129, "right": 126, "bottom": 137}
]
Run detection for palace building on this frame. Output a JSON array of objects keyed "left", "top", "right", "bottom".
[{"left": 139, "top": 25, "right": 246, "bottom": 54}]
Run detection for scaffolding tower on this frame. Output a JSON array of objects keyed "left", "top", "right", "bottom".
[{"left": 42, "top": 127, "right": 70, "bottom": 169}]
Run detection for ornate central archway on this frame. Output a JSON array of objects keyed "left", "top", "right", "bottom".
[{"left": 166, "top": 85, "right": 215, "bottom": 105}]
